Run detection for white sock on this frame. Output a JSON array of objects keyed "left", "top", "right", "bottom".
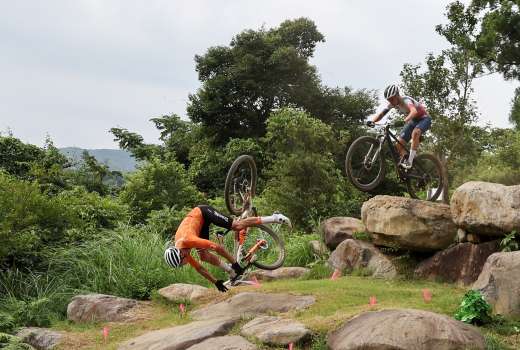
[
  {"left": 219, "top": 261, "right": 234, "bottom": 274},
  {"left": 408, "top": 150, "right": 417, "bottom": 164}
]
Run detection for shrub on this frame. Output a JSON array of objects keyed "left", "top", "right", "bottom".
[
  {"left": 283, "top": 233, "right": 322, "bottom": 267},
  {"left": 454, "top": 290, "right": 492, "bottom": 325}
]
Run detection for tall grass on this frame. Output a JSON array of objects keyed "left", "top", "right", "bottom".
[{"left": 282, "top": 231, "right": 324, "bottom": 267}]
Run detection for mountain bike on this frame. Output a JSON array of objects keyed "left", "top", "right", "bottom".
[
  {"left": 345, "top": 119, "right": 445, "bottom": 201},
  {"left": 220, "top": 155, "right": 286, "bottom": 286}
]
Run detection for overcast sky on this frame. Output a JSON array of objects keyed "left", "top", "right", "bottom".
[{"left": 1, "top": 0, "right": 516, "bottom": 149}]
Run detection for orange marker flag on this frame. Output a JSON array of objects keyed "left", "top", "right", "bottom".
[
  {"left": 288, "top": 342, "right": 294, "bottom": 350},
  {"left": 369, "top": 296, "right": 377, "bottom": 306},
  {"left": 422, "top": 289, "right": 432, "bottom": 303},
  {"left": 251, "top": 276, "right": 262, "bottom": 288},
  {"left": 102, "top": 326, "right": 109, "bottom": 343},
  {"left": 179, "top": 303, "right": 186, "bottom": 315}
]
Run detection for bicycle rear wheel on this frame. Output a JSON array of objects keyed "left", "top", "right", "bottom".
[
  {"left": 224, "top": 155, "right": 257, "bottom": 215},
  {"left": 405, "top": 153, "right": 444, "bottom": 201},
  {"left": 245, "top": 225, "right": 285, "bottom": 270},
  {"left": 345, "top": 136, "right": 386, "bottom": 191}
]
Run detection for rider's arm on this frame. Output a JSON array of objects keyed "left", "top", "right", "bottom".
[
  {"left": 372, "top": 105, "right": 392, "bottom": 123},
  {"left": 185, "top": 254, "right": 217, "bottom": 283},
  {"left": 404, "top": 103, "right": 418, "bottom": 123}
]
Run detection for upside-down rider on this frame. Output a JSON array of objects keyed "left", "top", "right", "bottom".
[
  {"left": 164, "top": 205, "right": 291, "bottom": 292},
  {"left": 369, "top": 84, "right": 432, "bottom": 169}
]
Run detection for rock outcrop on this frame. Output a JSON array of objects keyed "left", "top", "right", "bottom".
[
  {"left": 473, "top": 251, "right": 520, "bottom": 317},
  {"left": 16, "top": 328, "right": 63, "bottom": 350},
  {"left": 190, "top": 292, "right": 315, "bottom": 321},
  {"left": 451, "top": 181, "right": 520, "bottom": 236},
  {"left": 247, "top": 267, "right": 309, "bottom": 281},
  {"left": 158, "top": 283, "right": 209, "bottom": 303},
  {"left": 327, "top": 309, "right": 485, "bottom": 350},
  {"left": 414, "top": 241, "right": 499, "bottom": 286},
  {"left": 328, "top": 239, "right": 397, "bottom": 279},
  {"left": 118, "top": 318, "right": 238, "bottom": 350},
  {"left": 67, "top": 294, "right": 142, "bottom": 323},
  {"left": 240, "top": 316, "right": 310, "bottom": 346},
  {"left": 321, "top": 217, "right": 366, "bottom": 250},
  {"left": 361, "top": 195, "right": 457, "bottom": 251}
]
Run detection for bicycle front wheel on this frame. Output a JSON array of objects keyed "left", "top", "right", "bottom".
[
  {"left": 224, "top": 155, "right": 257, "bottom": 215},
  {"left": 245, "top": 225, "right": 285, "bottom": 270},
  {"left": 405, "top": 153, "right": 444, "bottom": 201},
  {"left": 345, "top": 136, "right": 386, "bottom": 191}
]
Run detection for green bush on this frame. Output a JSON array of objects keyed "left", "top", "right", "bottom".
[
  {"left": 283, "top": 233, "right": 322, "bottom": 267},
  {"left": 454, "top": 290, "right": 492, "bottom": 325},
  {"left": 120, "top": 158, "right": 202, "bottom": 223},
  {"left": 0, "top": 333, "right": 34, "bottom": 350}
]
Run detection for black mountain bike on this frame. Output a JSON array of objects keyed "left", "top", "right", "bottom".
[{"left": 345, "top": 119, "right": 445, "bottom": 201}]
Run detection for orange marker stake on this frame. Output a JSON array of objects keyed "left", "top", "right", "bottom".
[
  {"left": 251, "top": 276, "right": 262, "bottom": 288},
  {"left": 179, "top": 303, "right": 186, "bottom": 316},
  {"left": 422, "top": 289, "right": 432, "bottom": 303},
  {"left": 330, "top": 269, "right": 342, "bottom": 280},
  {"left": 102, "top": 326, "right": 109, "bottom": 343},
  {"left": 369, "top": 296, "right": 377, "bottom": 306},
  {"left": 288, "top": 342, "right": 294, "bottom": 350}
]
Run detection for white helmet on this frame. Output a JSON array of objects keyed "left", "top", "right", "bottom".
[
  {"left": 164, "top": 247, "right": 183, "bottom": 268},
  {"left": 384, "top": 84, "right": 399, "bottom": 99}
]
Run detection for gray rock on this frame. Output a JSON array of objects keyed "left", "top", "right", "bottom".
[
  {"left": 16, "top": 328, "right": 63, "bottom": 350},
  {"left": 327, "top": 309, "right": 485, "bottom": 350},
  {"left": 473, "top": 251, "right": 520, "bottom": 317},
  {"left": 361, "top": 195, "right": 457, "bottom": 251},
  {"left": 247, "top": 267, "right": 310, "bottom": 281},
  {"left": 241, "top": 316, "right": 310, "bottom": 346},
  {"left": 328, "top": 239, "right": 397, "bottom": 279},
  {"left": 185, "top": 335, "right": 257, "bottom": 350},
  {"left": 451, "top": 181, "right": 520, "bottom": 236},
  {"left": 118, "top": 317, "right": 238, "bottom": 350},
  {"left": 67, "top": 294, "right": 140, "bottom": 323},
  {"left": 415, "top": 241, "right": 499, "bottom": 286},
  {"left": 190, "top": 292, "right": 315, "bottom": 321},
  {"left": 309, "top": 240, "right": 327, "bottom": 256},
  {"left": 158, "top": 283, "right": 209, "bottom": 303},
  {"left": 321, "top": 217, "right": 366, "bottom": 250}
]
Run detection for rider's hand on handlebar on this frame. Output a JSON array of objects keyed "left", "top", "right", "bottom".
[
  {"left": 366, "top": 120, "right": 375, "bottom": 128},
  {"left": 215, "top": 279, "right": 228, "bottom": 292}
]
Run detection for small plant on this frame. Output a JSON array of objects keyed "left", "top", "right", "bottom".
[
  {"left": 0, "top": 333, "right": 33, "bottom": 350},
  {"left": 352, "top": 231, "right": 372, "bottom": 242},
  {"left": 500, "top": 231, "right": 519, "bottom": 252},
  {"left": 454, "top": 290, "right": 492, "bottom": 325}
]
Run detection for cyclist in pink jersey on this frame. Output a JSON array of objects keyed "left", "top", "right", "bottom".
[{"left": 369, "top": 84, "right": 432, "bottom": 169}]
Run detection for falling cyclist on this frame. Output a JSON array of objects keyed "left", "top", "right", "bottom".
[{"left": 164, "top": 205, "right": 290, "bottom": 292}]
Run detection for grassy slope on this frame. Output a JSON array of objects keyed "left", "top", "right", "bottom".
[{"left": 49, "top": 275, "right": 520, "bottom": 350}]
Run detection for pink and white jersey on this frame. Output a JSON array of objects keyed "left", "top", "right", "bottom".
[{"left": 388, "top": 96, "right": 428, "bottom": 119}]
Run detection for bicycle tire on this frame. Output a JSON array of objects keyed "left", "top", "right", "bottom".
[
  {"left": 224, "top": 155, "right": 257, "bottom": 215},
  {"left": 345, "top": 136, "right": 386, "bottom": 192},
  {"left": 405, "top": 153, "right": 444, "bottom": 201},
  {"left": 248, "top": 224, "right": 285, "bottom": 270}
]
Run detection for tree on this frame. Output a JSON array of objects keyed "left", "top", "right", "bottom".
[
  {"left": 188, "top": 18, "right": 375, "bottom": 144},
  {"left": 119, "top": 158, "right": 202, "bottom": 223},
  {"left": 510, "top": 87, "right": 520, "bottom": 129},
  {"left": 110, "top": 127, "right": 161, "bottom": 162},
  {"left": 469, "top": 0, "right": 520, "bottom": 80}
]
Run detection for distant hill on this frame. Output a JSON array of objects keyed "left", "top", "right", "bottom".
[{"left": 60, "top": 147, "right": 137, "bottom": 173}]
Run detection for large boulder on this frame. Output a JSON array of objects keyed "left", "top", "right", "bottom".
[
  {"left": 327, "top": 309, "right": 485, "bottom": 350},
  {"left": 247, "top": 267, "right": 309, "bottom": 281},
  {"left": 451, "top": 181, "right": 520, "bottom": 237},
  {"left": 158, "top": 283, "right": 209, "bottom": 303},
  {"left": 473, "top": 251, "right": 520, "bottom": 317},
  {"left": 118, "top": 317, "right": 237, "bottom": 350},
  {"left": 190, "top": 292, "right": 315, "bottom": 321},
  {"left": 321, "top": 217, "right": 366, "bottom": 250},
  {"left": 361, "top": 195, "right": 457, "bottom": 251},
  {"left": 185, "top": 336, "right": 257, "bottom": 350},
  {"left": 415, "top": 241, "right": 499, "bottom": 286},
  {"left": 328, "top": 239, "right": 397, "bottom": 279},
  {"left": 16, "top": 328, "right": 63, "bottom": 350},
  {"left": 241, "top": 316, "right": 310, "bottom": 346},
  {"left": 67, "top": 294, "right": 141, "bottom": 323}
]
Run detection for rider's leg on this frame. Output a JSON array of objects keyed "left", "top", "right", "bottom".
[
  {"left": 409, "top": 128, "right": 422, "bottom": 165},
  {"left": 395, "top": 137, "right": 407, "bottom": 159}
]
